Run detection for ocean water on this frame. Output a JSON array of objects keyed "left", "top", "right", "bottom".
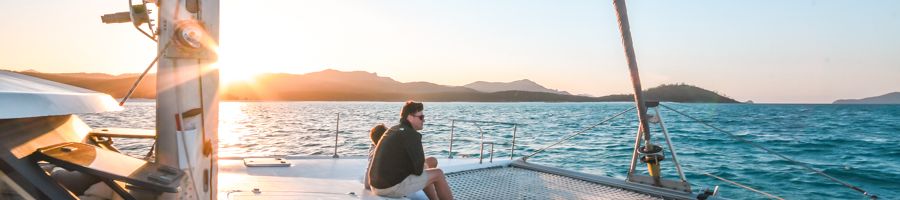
[{"left": 80, "top": 102, "right": 900, "bottom": 199}]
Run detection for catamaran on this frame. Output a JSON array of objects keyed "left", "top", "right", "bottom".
[{"left": 0, "top": 0, "right": 879, "bottom": 199}]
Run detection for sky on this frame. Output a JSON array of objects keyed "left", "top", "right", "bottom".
[{"left": 1, "top": 0, "right": 898, "bottom": 103}]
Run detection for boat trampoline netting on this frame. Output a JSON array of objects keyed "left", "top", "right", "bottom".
[{"left": 446, "top": 167, "right": 663, "bottom": 200}]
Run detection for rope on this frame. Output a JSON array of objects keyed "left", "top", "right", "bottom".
[
  {"left": 173, "top": 60, "right": 204, "bottom": 200},
  {"left": 659, "top": 104, "right": 878, "bottom": 199},
  {"left": 524, "top": 107, "right": 635, "bottom": 160},
  {"left": 703, "top": 173, "right": 784, "bottom": 200}
]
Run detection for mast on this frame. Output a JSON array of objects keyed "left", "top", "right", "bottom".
[
  {"left": 155, "top": 0, "right": 219, "bottom": 199},
  {"left": 613, "top": 0, "right": 677, "bottom": 189},
  {"left": 612, "top": 0, "right": 650, "bottom": 144},
  {"left": 612, "top": 0, "right": 652, "bottom": 148}
]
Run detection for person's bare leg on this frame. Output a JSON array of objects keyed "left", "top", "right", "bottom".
[
  {"left": 426, "top": 156, "right": 438, "bottom": 168},
  {"left": 426, "top": 168, "right": 453, "bottom": 200},
  {"left": 423, "top": 184, "right": 438, "bottom": 200},
  {"left": 422, "top": 158, "right": 439, "bottom": 199}
]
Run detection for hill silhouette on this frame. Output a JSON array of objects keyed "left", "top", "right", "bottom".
[
  {"left": 464, "top": 79, "right": 571, "bottom": 95},
  {"left": 11, "top": 69, "right": 738, "bottom": 103},
  {"left": 596, "top": 84, "right": 739, "bottom": 103},
  {"left": 833, "top": 92, "right": 900, "bottom": 104}
]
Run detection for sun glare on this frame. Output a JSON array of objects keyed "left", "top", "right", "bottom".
[
  {"left": 219, "top": 64, "right": 258, "bottom": 84},
  {"left": 214, "top": 47, "right": 260, "bottom": 85}
]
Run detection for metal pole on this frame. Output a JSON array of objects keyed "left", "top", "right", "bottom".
[
  {"left": 627, "top": 127, "right": 643, "bottom": 178},
  {"left": 655, "top": 107, "right": 687, "bottom": 182},
  {"left": 120, "top": 42, "right": 170, "bottom": 106},
  {"left": 449, "top": 120, "right": 455, "bottom": 159},
  {"left": 489, "top": 143, "right": 494, "bottom": 163},
  {"left": 510, "top": 124, "right": 517, "bottom": 160},
  {"left": 478, "top": 123, "right": 484, "bottom": 164},
  {"left": 333, "top": 113, "right": 339, "bottom": 158},
  {"left": 479, "top": 143, "right": 484, "bottom": 164}
]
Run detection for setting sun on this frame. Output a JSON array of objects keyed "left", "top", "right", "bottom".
[
  {"left": 218, "top": 63, "right": 258, "bottom": 84},
  {"left": 214, "top": 47, "right": 260, "bottom": 85}
]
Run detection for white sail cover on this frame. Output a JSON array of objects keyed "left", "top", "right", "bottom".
[{"left": 0, "top": 71, "right": 122, "bottom": 119}]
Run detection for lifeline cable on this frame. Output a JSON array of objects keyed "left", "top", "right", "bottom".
[
  {"left": 525, "top": 106, "right": 635, "bottom": 160},
  {"left": 703, "top": 173, "right": 785, "bottom": 200}
]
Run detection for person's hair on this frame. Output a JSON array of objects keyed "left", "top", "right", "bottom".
[
  {"left": 399, "top": 100, "right": 424, "bottom": 126},
  {"left": 370, "top": 124, "right": 387, "bottom": 145}
]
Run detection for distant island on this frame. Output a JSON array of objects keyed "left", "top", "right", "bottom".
[
  {"left": 833, "top": 92, "right": 900, "bottom": 104},
  {"left": 464, "top": 79, "right": 572, "bottom": 95},
  {"left": 12, "top": 69, "right": 739, "bottom": 103}
]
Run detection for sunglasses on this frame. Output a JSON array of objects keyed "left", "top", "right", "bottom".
[{"left": 413, "top": 114, "right": 425, "bottom": 121}]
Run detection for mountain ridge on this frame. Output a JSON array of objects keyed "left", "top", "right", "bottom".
[
  {"left": 833, "top": 92, "right": 900, "bottom": 104},
  {"left": 10, "top": 69, "right": 739, "bottom": 103},
  {"left": 463, "top": 79, "right": 571, "bottom": 95}
]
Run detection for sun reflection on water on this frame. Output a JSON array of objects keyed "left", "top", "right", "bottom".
[{"left": 218, "top": 102, "right": 249, "bottom": 156}]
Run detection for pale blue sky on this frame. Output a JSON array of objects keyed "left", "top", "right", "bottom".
[{"left": 1, "top": 0, "right": 898, "bottom": 103}]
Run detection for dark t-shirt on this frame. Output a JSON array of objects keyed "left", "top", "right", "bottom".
[{"left": 368, "top": 123, "right": 425, "bottom": 189}]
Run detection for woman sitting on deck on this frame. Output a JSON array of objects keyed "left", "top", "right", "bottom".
[
  {"left": 364, "top": 123, "right": 387, "bottom": 190},
  {"left": 368, "top": 101, "right": 452, "bottom": 200}
]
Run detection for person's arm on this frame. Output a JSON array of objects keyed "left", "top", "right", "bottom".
[
  {"left": 405, "top": 132, "right": 425, "bottom": 175},
  {"left": 364, "top": 168, "right": 371, "bottom": 189},
  {"left": 365, "top": 146, "right": 374, "bottom": 189}
]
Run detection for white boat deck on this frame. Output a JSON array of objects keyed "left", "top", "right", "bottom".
[
  {"left": 218, "top": 156, "right": 510, "bottom": 200},
  {"left": 217, "top": 156, "right": 687, "bottom": 200}
]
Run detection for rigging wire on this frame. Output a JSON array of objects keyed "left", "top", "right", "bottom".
[
  {"left": 524, "top": 106, "right": 635, "bottom": 160},
  {"left": 172, "top": 59, "right": 204, "bottom": 200},
  {"left": 672, "top": 153, "right": 785, "bottom": 200},
  {"left": 703, "top": 173, "right": 785, "bottom": 200},
  {"left": 119, "top": 41, "right": 172, "bottom": 106},
  {"left": 659, "top": 104, "right": 878, "bottom": 200}
]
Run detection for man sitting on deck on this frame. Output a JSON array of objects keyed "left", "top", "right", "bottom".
[{"left": 368, "top": 101, "right": 453, "bottom": 200}]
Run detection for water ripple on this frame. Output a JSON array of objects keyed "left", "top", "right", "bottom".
[{"left": 79, "top": 102, "right": 900, "bottom": 200}]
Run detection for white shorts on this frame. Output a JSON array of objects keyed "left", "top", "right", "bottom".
[{"left": 372, "top": 170, "right": 429, "bottom": 198}]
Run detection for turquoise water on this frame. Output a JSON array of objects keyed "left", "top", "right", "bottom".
[{"left": 81, "top": 102, "right": 900, "bottom": 199}]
